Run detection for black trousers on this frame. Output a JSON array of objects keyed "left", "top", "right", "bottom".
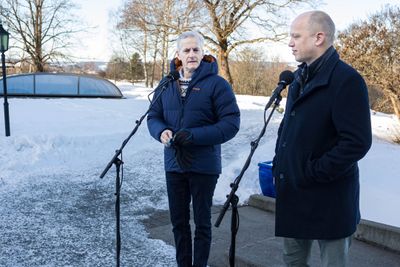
[{"left": 166, "top": 172, "right": 218, "bottom": 267}]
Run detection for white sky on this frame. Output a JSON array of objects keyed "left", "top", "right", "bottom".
[
  {"left": 73, "top": 0, "right": 124, "bottom": 61},
  {"left": 75, "top": 0, "right": 400, "bottom": 62}
]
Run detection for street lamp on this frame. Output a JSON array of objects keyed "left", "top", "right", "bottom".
[{"left": 0, "top": 22, "right": 10, "bottom": 136}]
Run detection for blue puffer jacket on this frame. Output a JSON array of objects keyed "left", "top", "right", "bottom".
[{"left": 147, "top": 55, "right": 240, "bottom": 174}]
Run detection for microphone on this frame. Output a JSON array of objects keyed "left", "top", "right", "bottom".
[
  {"left": 265, "top": 70, "right": 294, "bottom": 110},
  {"left": 148, "top": 70, "right": 180, "bottom": 101},
  {"left": 165, "top": 70, "right": 180, "bottom": 81},
  {"left": 155, "top": 70, "right": 180, "bottom": 91},
  {"left": 278, "top": 70, "right": 295, "bottom": 86},
  {"left": 158, "top": 70, "right": 180, "bottom": 88},
  {"left": 155, "top": 70, "right": 179, "bottom": 89}
]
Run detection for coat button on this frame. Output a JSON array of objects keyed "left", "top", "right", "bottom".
[
  {"left": 290, "top": 111, "right": 296, "bottom": 116},
  {"left": 279, "top": 173, "right": 284, "bottom": 179},
  {"left": 282, "top": 142, "right": 287, "bottom": 148}
]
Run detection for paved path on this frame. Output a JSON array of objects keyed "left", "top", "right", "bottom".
[{"left": 142, "top": 195, "right": 400, "bottom": 267}]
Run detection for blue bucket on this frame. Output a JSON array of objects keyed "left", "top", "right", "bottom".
[{"left": 258, "top": 161, "right": 276, "bottom": 198}]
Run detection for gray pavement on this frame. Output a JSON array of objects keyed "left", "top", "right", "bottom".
[{"left": 142, "top": 194, "right": 400, "bottom": 267}]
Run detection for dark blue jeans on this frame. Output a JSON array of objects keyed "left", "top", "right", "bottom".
[{"left": 166, "top": 172, "right": 219, "bottom": 267}]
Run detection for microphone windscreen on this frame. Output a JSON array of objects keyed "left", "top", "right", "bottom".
[{"left": 279, "top": 70, "right": 294, "bottom": 85}]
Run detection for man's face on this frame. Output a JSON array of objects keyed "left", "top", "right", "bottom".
[
  {"left": 177, "top": 37, "right": 204, "bottom": 74},
  {"left": 288, "top": 14, "right": 319, "bottom": 65}
]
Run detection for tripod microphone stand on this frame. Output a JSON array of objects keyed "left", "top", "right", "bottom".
[
  {"left": 214, "top": 70, "right": 294, "bottom": 267},
  {"left": 99, "top": 71, "right": 179, "bottom": 267}
]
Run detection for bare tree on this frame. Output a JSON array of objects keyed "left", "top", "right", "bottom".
[
  {"left": 117, "top": 0, "right": 153, "bottom": 85},
  {"left": 116, "top": 0, "right": 315, "bottom": 89},
  {"left": 337, "top": 5, "right": 400, "bottom": 119},
  {"left": 231, "top": 46, "right": 289, "bottom": 95},
  {"left": 0, "top": 0, "right": 81, "bottom": 72},
  {"left": 201, "top": 0, "right": 314, "bottom": 85},
  {"left": 117, "top": 0, "right": 202, "bottom": 86}
]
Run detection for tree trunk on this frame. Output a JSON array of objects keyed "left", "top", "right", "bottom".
[
  {"left": 34, "top": 56, "right": 45, "bottom": 72},
  {"left": 218, "top": 49, "right": 234, "bottom": 87},
  {"left": 129, "top": 59, "right": 134, "bottom": 84},
  {"left": 164, "top": 35, "right": 169, "bottom": 75},
  {"left": 143, "top": 30, "right": 149, "bottom": 87},
  {"left": 160, "top": 28, "right": 169, "bottom": 77},
  {"left": 36, "top": 63, "right": 45, "bottom": 72},
  {"left": 150, "top": 36, "right": 159, "bottom": 88},
  {"left": 34, "top": 1, "right": 43, "bottom": 72},
  {"left": 388, "top": 94, "right": 400, "bottom": 120}
]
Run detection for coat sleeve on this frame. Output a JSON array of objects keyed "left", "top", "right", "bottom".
[
  {"left": 189, "top": 79, "right": 240, "bottom": 146},
  {"left": 147, "top": 88, "right": 169, "bottom": 143},
  {"left": 305, "top": 70, "right": 372, "bottom": 182}
]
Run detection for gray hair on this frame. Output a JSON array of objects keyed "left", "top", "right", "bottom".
[
  {"left": 308, "top": 11, "right": 336, "bottom": 44},
  {"left": 176, "top": 31, "right": 204, "bottom": 51}
]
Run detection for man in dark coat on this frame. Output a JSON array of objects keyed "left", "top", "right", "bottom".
[
  {"left": 147, "top": 31, "right": 240, "bottom": 267},
  {"left": 272, "top": 11, "right": 372, "bottom": 266}
]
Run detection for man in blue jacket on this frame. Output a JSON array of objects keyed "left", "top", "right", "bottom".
[
  {"left": 147, "top": 31, "right": 240, "bottom": 267},
  {"left": 272, "top": 11, "right": 372, "bottom": 266}
]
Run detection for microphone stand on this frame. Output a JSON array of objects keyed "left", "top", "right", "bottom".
[
  {"left": 214, "top": 89, "right": 285, "bottom": 267},
  {"left": 99, "top": 78, "right": 172, "bottom": 267}
]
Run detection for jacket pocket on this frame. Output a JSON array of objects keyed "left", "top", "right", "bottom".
[{"left": 296, "top": 149, "right": 315, "bottom": 188}]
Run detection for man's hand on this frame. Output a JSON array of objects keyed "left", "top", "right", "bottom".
[{"left": 160, "top": 129, "right": 173, "bottom": 146}]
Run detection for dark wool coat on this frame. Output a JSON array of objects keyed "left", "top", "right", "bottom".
[
  {"left": 147, "top": 56, "right": 240, "bottom": 175},
  {"left": 272, "top": 50, "right": 372, "bottom": 239}
]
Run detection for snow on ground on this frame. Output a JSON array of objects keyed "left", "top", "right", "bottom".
[{"left": 0, "top": 81, "right": 399, "bottom": 266}]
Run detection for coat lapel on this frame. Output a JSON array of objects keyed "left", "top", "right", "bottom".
[{"left": 292, "top": 51, "right": 340, "bottom": 105}]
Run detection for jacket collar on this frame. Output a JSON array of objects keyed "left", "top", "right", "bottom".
[
  {"left": 304, "top": 46, "right": 336, "bottom": 83},
  {"left": 294, "top": 48, "right": 340, "bottom": 99}
]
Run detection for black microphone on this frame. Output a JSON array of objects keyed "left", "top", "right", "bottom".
[
  {"left": 265, "top": 70, "right": 294, "bottom": 110},
  {"left": 148, "top": 70, "right": 180, "bottom": 101},
  {"left": 156, "top": 70, "right": 180, "bottom": 89},
  {"left": 165, "top": 70, "right": 180, "bottom": 81},
  {"left": 278, "top": 70, "right": 295, "bottom": 86}
]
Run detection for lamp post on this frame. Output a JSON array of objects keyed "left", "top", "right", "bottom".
[{"left": 0, "top": 22, "right": 10, "bottom": 136}]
